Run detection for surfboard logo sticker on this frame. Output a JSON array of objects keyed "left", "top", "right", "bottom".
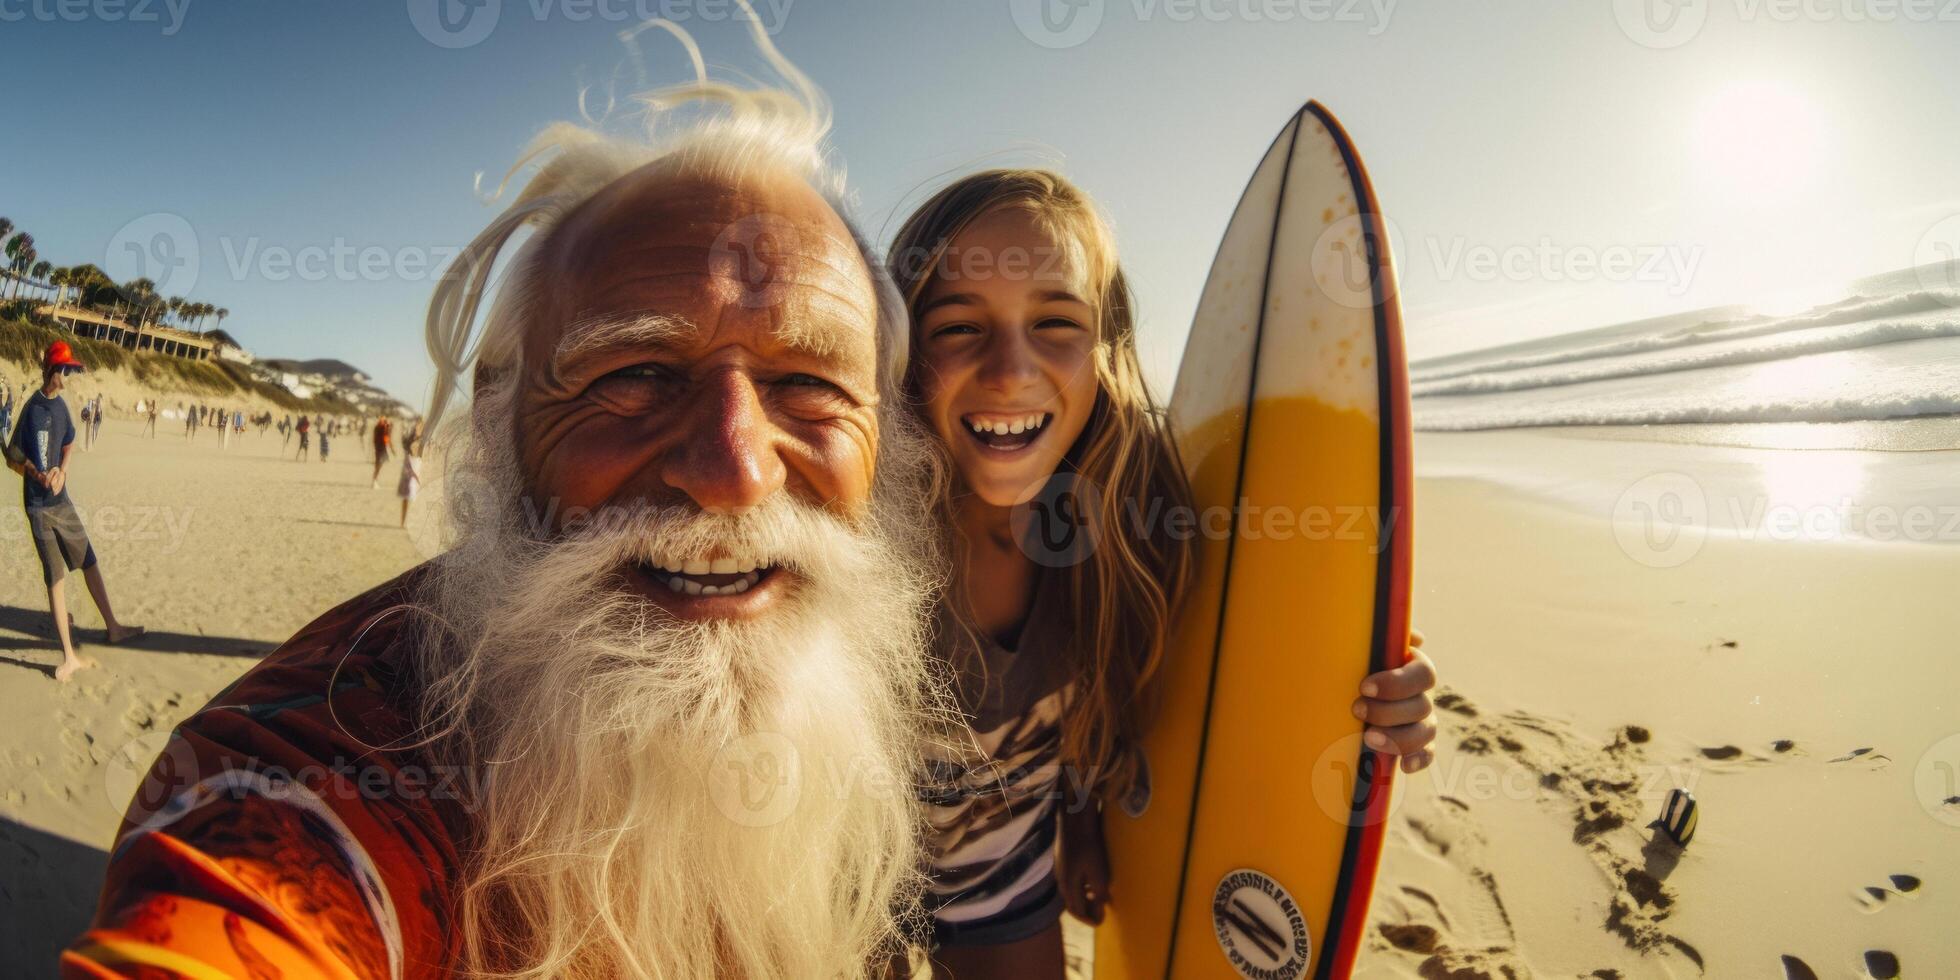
[{"left": 1211, "top": 868, "right": 1311, "bottom": 980}]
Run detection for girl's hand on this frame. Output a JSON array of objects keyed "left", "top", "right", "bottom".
[
  {"left": 1354, "top": 628, "right": 1438, "bottom": 773},
  {"left": 1057, "top": 799, "right": 1112, "bottom": 925}
]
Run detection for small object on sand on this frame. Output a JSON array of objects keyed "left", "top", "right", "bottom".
[{"left": 1658, "top": 788, "right": 1698, "bottom": 847}]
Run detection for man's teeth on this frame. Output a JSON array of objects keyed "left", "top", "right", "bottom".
[
  {"left": 656, "top": 555, "right": 763, "bottom": 576},
  {"left": 966, "top": 413, "right": 1049, "bottom": 436},
  {"left": 650, "top": 554, "right": 768, "bottom": 596},
  {"left": 663, "top": 570, "right": 762, "bottom": 596}
]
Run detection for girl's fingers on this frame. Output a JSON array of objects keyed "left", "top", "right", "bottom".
[
  {"left": 1399, "top": 749, "right": 1434, "bottom": 774},
  {"left": 1354, "top": 693, "right": 1433, "bottom": 729},
  {"left": 1409, "top": 627, "right": 1424, "bottom": 648},
  {"left": 1360, "top": 648, "right": 1435, "bottom": 701},
  {"left": 1361, "top": 717, "right": 1437, "bottom": 756}
]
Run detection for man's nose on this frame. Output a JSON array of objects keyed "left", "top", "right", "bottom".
[{"left": 660, "top": 368, "right": 786, "bottom": 515}]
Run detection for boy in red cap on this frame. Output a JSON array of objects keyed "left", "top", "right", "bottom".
[{"left": 5, "top": 341, "right": 142, "bottom": 681}]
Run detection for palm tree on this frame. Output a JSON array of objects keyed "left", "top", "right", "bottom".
[
  {"left": 30, "top": 260, "right": 51, "bottom": 302},
  {"left": 4, "top": 233, "right": 34, "bottom": 300},
  {"left": 0, "top": 218, "right": 13, "bottom": 291},
  {"left": 215, "top": 307, "right": 229, "bottom": 333}
]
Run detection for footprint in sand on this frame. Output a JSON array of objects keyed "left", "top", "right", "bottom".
[
  {"left": 1375, "top": 797, "right": 1526, "bottom": 979},
  {"left": 1827, "top": 747, "right": 1893, "bottom": 768},
  {"left": 1854, "top": 873, "right": 1924, "bottom": 912},
  {"left": 1779, "top": 954, "right": 1819, "bottom": 980},
  {"left": 1863, "top": 950, "right": 1901, "bottom": 978}
]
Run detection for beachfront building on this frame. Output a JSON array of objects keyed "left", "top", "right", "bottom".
[
  {"left": 35, "top": 303, "right": 216, "bottom": 360},
  {"left": 211, "top": 330, "right": 255, "bottom": 365}
]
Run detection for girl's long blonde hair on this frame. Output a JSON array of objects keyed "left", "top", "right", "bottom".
[{"left": 888, "top": 169, "right": 1195, "bottom": 802}]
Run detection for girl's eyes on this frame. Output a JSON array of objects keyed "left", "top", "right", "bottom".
[{"left": 928, "top": 317, "right": 1085, "bottom": 339}]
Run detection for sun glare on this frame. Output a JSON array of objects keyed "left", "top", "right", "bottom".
[{"left": 1690, "top": 81, "right": 1828, "bottom": 208}]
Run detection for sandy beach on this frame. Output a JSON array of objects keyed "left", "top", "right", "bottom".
[
  {"left": 1, "top": 417, "right": 1954, "bottom": 977},
  {"left": 0, "top": 414, "right": 429, "bottom": 971}
]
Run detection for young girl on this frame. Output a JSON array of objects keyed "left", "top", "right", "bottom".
[{"left": 889, "top": 170, "right": 1438, "bottom": 978}]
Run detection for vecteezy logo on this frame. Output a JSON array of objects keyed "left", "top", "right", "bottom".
[
  {"left": 1010, "top": 472, "right": 1102, "bottom": 568},
  {"left": 1613, "top": 0, "right": 1708, "bottom": 49},
  {"left": 107, "top": 212, "right": 199, "bottom": 297},
  {"left": 1309, "top": 211, "right": 1401, "bottom": 311},
  {"left": 1309, "top": 730, "right": 1402, "bottom": 827},
  {"left": 103, "top": 731, "right": 198, "bottom": 822},
  {"left": 1009, "top": 0, "right": 1104, "bottom": 49},
  {"left": 1913, "top": 732, "right": 1960, "bottom": 828},
  {"left": 1211, "top": 869, "right": 1311, "bottom": 980},
  {"left": 709, "top": 731, "right": 802, "bottom": 828},
  {"left": 1612, "top": 471, "right": 1708, "bottom": 568},
  {"left": 407, "top": 0, "right": 501, "bottom": 49},
  {"left": 708, "top": 213, "right": 804, "bottom": 309},
  {"left": 1913, "top": 213, "right": 1960, "bottom": 293}
]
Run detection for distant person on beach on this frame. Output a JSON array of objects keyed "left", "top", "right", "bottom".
[
  {"left": 144, "top": 399, "right": 159, "bottom": 437},
  {"left": 89, "top": 395, "right": 104, "bottom": 447},
  {"left": 396, "top": 418, "right": 421, "bottom": 526},
  {"left": 294, "top": 414, "right": 310, "bottom": 459},
  {"left": 318, "top": 422, "right": 330, "bottom": 462},
  {"left": 78, "top": 399, "right": 93, "bottom": 451},
  {"left": 371, "top": 415, "right": 392, "bottom": 488},
  {"left": 5, "top": 342, "right": 143, "bottom": 682},
  {"left": 0, "top": 383, "right": 13, "bottom": 438}
]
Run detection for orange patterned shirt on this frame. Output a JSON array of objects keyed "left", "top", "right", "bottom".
[{"left": 63, "top": 566, "right": 467, "bottom": 979}]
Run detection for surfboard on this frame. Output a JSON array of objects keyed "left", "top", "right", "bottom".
[{"left": 1094, "top": 101, "right": 1413, "bottom": 980}]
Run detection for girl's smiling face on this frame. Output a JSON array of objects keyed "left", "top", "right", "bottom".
[{"left": 913, "top": 207, "right": 1102, "bottom": 508}]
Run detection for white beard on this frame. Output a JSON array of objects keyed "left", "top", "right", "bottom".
[{"left": 413, "top": 385, "right": 948, "bottom": 979}]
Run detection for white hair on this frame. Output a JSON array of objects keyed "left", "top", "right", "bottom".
[{"left": 421, "top": 13, "right": 911, "bottom": 442}]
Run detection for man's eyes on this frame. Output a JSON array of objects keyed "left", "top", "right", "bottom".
[
  {"left": 599, "top": 363, "right": 680, "bottom": 382},
  {"left": 588, "top": 363, "right": 849, "bottom": 404}
]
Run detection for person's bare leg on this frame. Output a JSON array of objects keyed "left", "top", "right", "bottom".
[
  {"left": 929, "top": 922, "right": 1066, "bottom": 980},
  {"left": 400, "top": 499, "right": 410, "bottom": 527},
  {"left": 47, "top": 571, "right": 88, "bottom": 682},
  {"left": 82, "top": 564, "right": 143, "bottom": 644}
]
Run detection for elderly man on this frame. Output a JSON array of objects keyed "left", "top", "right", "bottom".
[{"left": 64, "top": 64, "right": 945, "bottom": 980}]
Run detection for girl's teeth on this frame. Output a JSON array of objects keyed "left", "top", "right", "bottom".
[{"left": 710, "top": 557, "right": 738, "bottom": 574}]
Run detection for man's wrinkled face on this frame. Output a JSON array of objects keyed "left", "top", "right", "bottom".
[{"left": 515, "top": 165, "right": 881, "bottom": 622}]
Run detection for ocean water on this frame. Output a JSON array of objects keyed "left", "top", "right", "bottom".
[{"left": 1411, "top": 262, "right": 1960, "bottom": 432}]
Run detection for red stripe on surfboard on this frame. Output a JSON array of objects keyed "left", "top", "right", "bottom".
[{"left": 1300, "top": 100, "right": 1414, "bottom": 980}]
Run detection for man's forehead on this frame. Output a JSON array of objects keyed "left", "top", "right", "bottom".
[
  {"left": 531, "top": 164, "right": 879, "bottom": 355},
  {"left": 549, "top": 166, "right": 871, "bottom": 296}
]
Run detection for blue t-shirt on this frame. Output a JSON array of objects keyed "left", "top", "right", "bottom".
[{"left": 10, "top": 391, "right": 74, "bottom": 509}]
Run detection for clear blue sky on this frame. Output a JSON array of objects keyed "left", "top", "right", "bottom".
[{"left": 6, "top": 1, "right": 1958, "bottom": 407}]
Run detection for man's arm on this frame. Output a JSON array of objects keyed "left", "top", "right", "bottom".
[
  {"left": 5, "top": 410, "right": 26, "bottom": 477},
  {"left": 63, "top": 589, "right": 461, "bottom": 979}
]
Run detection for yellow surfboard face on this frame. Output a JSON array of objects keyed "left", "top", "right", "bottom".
[{"left": 1095, "top": 104, "right": 1411, "bottom": 980}]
